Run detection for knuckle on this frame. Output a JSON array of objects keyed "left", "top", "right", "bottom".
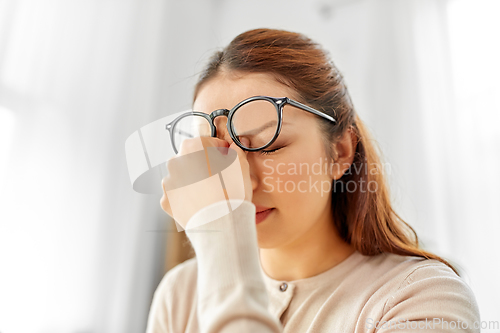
[
  {"left": 160, "top": 197, "right": 170, "bottom": 213},
  {"left": 166, "top": 158, "right": 175, "bottom": 171},
  {"left": 161, "top": 176, "right": 173, "bottom": 191}
]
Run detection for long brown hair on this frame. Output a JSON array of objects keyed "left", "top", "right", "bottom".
[{"left": 192, "top": 28, "right": 459, "bottom": 276}]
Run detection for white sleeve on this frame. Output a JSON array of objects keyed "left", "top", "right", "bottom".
[{"left": 185, "top": 199, "right": 283, "bottom": 333}]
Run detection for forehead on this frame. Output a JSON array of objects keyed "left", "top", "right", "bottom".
[{"left": 192, "top": 72, "right": 309, "bottom": 121}]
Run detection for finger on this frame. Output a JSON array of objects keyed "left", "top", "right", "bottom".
[
  {"left": 200, "top": 136, "right": 230, "bottom": 155},
  {"left": 193, "top": 137, "right": 230, "bottom": 177},
  {"left": 161, "top": 177, "right": 167, "bottom": 194},
  {"left": 179, "top": 136, "right": 229, "bottom": 155}
]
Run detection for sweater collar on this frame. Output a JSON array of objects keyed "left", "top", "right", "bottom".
[{"left": 259, "top": 250, "right": 365, "bottom": 290}]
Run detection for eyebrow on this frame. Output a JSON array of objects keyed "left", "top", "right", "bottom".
[{"left": 237, "top": 121, "right": 293, "bottom": 137}]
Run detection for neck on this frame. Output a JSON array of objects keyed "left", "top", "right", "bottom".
[{"left": 259, "top": 217, "right": 355, "bottom": 281}]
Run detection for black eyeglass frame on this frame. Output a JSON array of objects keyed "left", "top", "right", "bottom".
[{"left": 165, "top": 95, "right": 337, "bottom": 154}]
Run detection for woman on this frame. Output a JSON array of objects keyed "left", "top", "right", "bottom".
[{"left": 147, "top": 28, "right": 480, "bottom": 332}]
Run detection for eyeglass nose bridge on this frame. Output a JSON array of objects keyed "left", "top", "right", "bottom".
[
  {"left": 209, "top": 109, "right": 230, "bottom": 119},
  {"left": 208, "top": 109, "right": 231, "bottom": 137}
]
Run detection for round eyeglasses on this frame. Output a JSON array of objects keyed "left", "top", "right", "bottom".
[{"left": 165, "top": 95, "right": 337, "bottom": 154}]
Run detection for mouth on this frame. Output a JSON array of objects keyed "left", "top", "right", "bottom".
[{"left": 256, "top": 208, "right": 275, "bottom": 224}]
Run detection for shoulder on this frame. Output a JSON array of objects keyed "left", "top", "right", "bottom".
[
  {"left": 356, "top": 250, "right": 467, "bottom": 287},
  {"left": 374, "top": 254, "right": 481, "bottom": 329},
  {"left": 375, "top": 253, "right": 473, "bottom": 298},
  {"left": 364, "top": 252, "right": 477, "bottom": 303},
  {"left": 386, "top": 257, "right": 478, "bottom": 308}
]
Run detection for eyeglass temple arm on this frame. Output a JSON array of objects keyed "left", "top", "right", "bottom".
[
  {"left": 166, "top": 123, "right": 195, "bottom": 138},
  {"left": 287, "top": 99, "right": 337, "bottom": 123}
]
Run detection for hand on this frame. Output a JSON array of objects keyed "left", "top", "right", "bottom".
[{"left": 160, "top": 136, "right": 253, "bottom": 230}]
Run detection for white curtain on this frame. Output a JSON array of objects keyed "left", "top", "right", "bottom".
[
  {"left": 1, "top": 0, "right": 498, "bottom": 332},
  {"left": 0, "top": 1, "right": 216, "bottom": 332}
]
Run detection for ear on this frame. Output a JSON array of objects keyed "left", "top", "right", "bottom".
[{"left": 330, "top": 127, "right": 357, "bottom": 180}]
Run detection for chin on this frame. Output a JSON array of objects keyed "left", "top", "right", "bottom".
[
  {"left": 256, "top": 228, "right": 286, "bottom": 249},
  {"left": 255, "top": 230, "right": 273, "bottom": 249}
]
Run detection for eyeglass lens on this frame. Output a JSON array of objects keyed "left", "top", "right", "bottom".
[{"left": 172, "top": 99, "right": 279, "bottom": 152}]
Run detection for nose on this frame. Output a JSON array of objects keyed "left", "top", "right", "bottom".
[
  {"left": 214, "top": 116, "right": 233, "bottom": 145},
  {"left": 214, "top": 116, "right": 259, "bottom": 193},
  {"left": 235, "top": 136, "right": 259, "bottom": 194},
  {"left": 243, "top": 144, "right": 259, "bottom": 193}
]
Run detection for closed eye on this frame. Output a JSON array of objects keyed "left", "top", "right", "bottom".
[{"left": 259, "top": 146, "right": 284, "bottom": 155}]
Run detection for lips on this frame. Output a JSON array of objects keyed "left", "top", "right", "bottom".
[
  {"left": 255, "top": 206, "right": 273, "bottom": 213},
  {"left": 255, "top": 207, "right": 274, "bottom": 224}
]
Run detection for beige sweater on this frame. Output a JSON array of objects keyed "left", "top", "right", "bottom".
[{"left": 146, "top": 200, "right": 480, "bottom": 333}]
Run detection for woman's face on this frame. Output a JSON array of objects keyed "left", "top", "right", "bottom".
[{"left": 193, "top": 71, "right": 336, "bottom": 249}]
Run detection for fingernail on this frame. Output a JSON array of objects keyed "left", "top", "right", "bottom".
[{"left": 218, "top": 146, "right": 228, "bottom": 155}]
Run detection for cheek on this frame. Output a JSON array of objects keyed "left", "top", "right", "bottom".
[
  {"left": 255, "top": 158, "right": 333, "bottom": 248},
  {"left": 260, "top": 157, "right": 331, "bottom": 205}
]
